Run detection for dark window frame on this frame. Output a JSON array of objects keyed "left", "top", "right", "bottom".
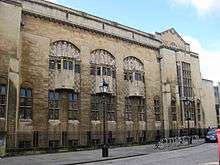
[
  {"left": 48, "top": 90, "right": 59, "bottom": 120},
  {"left": 19, "top": 87, "right": 33, "bottom": 120},
  {"left": 0, "top": 84, "right": 6, "bottom": 118}
]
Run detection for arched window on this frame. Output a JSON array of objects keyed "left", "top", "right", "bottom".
[
  {"left": 171, "top": 97, "right": 177, "bottom": 121},
  {"left": 90, "top": 49, "right": 116, "bottom": 121},
  {"left": 19, "top": 86, "right": 33, "bottom": 119},
  {"left": 154, "top": 96, "right": 160, "bottom": 121},
  {"left": 123, "top": 56, "right": 144, "bottom": 82},
  {"left": 90, "top": 49, "right": 116, "bottom": 78},
  {"left": 49, "top": 41, "right": 80, "bottom": 73}
]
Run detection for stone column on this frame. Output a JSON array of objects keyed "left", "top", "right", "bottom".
[{"left": 79, "top": 45, "right": 91, "bottom": 145}]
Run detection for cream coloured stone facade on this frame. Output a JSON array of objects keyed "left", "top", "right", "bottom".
[
  {"left": 201, "top": 79, "right": 217, "bottom": 128},
  {"left": 0, "top": 0, "right": 208, "bottom": 155}
]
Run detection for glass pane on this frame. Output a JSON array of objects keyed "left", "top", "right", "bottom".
[
  {"left": 68, "top": 93, "right": 73, "bottom": 101},
  {"left": 57, "top": 60, "right": 61, "bottom": 70},
  {"left": 49, "top": 59, "right": 55, "bottom": 69},
  {"left": 26, "top": 108, "right": 32, "bottom": 119},
  {"left": 102, "top": 67, "right": 107, "bottom": 75},
  {"left": 63, "top": 60, "right": 68, "bottom": 69},
  {"left": 90, "top": 67, "right": 96, "bottom": 75},
  {"left": 20, "top": 88, "right": 26, "bottom": 97},
  {"left": 97, "top": 67, "right": 101, "bottom": 76},
  {"left": 20, "top": 98, "right": 25, "bottom": 106},
  {"left": 68, "top": 61, "right": 73, "bottom": 70},
  {"left": 26, "top": 89, "right": 32, "bottom": 97},
  {"left": 26, "top": 98, "right": 33, "bottom": 106},
  {"left": 19, "top": 108, "right": 25, "bottom": 119},
  {"left": 107, "top": 68, "right": 111, "bottom": 76},
  {"left": 55, "top": 92, "right": 59, "bottom": 100},
  {"left": 112, "top": 70, "right": 116, "bottom": 78},
  {"left": 75, "top": 64, "right": 80, "bottom": 73},
  {"left": 0, "top": 85, "right": 6, "bottom": 95}
]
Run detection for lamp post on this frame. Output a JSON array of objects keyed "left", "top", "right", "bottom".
[
  {"left": 99, "top": 79, "right": 109, "bottom": 157},
  {"left": 184, "top": 98, "right": 192, "bottom": 145}
]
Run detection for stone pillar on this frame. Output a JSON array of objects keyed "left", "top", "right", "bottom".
[
  {"left": 79, "top": 45, "right": 91, "bottom": 145},
  {"left": 115, "top": 53, "right": 125, "bottom": 144}
]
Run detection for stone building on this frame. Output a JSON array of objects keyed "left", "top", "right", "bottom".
[
  {"left": 0, "top": 0, "right": 206, "bottom": 154},
  {"left": 214, "top": 83, "right": 220, "bottom": 128},
  {"left": 201, "top": 79, "right": 217, "bottom": 129}
]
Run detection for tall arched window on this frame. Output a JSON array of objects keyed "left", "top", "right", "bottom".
[
  {"left": 90, "top": 49, "right": 116, "bottom": 121},
  {"left": 19, "top": 86, "right": 33, "bottom": 119},
  {"left": 123, "top": 56, "right": 144, "bottom": 83},
  {"left": 124, "top": 56, "right": 145, "bottom": 122},
  {"left": 49, "top": 40, "right": 80, "bottom": 71},
  {"left": 154, "top": 96, "right": 160, "bottom": 121},
  {"left": 90, "top": 49, "right": 116, "bottom": 81}
]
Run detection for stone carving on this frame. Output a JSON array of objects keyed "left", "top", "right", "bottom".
[{"left": 124, "top": 56, "right": 144, "bottom": 71}]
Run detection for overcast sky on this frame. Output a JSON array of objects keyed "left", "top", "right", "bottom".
[{"left": 46, "top": 0, "right": 220, "bottom": 84}]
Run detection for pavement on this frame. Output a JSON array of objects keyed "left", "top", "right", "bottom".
[
  {"left": 84, "top": 143, "right": 218, "bottom": 165},
  {"left": 0, "top": 139, "right": 205, "bottom": 165}
]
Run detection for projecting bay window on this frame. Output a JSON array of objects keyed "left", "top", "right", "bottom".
[
  {"left": 63, "top": 60, "right": 73, "bottom": 70},
  {"left": 68, "top": 92, "right": 80, "bottom": 120},
  {"left": 124, "top": 71, "right": 144, "bottom": 82},
  {"left": 49, "top": 58, "right": 61, "bottom": 70},
  {"left": 90, "top": 66, "right": 116, "bottom": 78},
  {"left": 154, "top": 96, "right": 160, "bottom": 122},
  {"left": 19, "top": 87, "right": 33, "bottom": 120},
  {"left": 91, "top": 94, "right": 100, "bottom": 121},
  {"left": 125, "top": 97, "right": 132, "bottom": 121},
  {"left": 48, "top": 90, "right": 59, "bottom": 120},
  {"left": 0, "top": 84, "right": 6, "bottom": 118}
]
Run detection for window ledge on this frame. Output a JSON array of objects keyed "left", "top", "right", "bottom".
[
  {"left": 68, "top": 120, "right": 80, "bottom": 124},
  {"left": 107, "top": 121, "right": 116, "bottom": 124},
  {"left": 19, "top": 119, "right": 32, "bottom": 123},
  {"left": 0, "top": 117, "right": 5, "bottom": 120},
  {"left": 125, "top": 121, "right": 134, "bottom": 124},
  {"left": 48, "top": 120, "right": 61, "bottom": 126},
  {"left": 91, "top": 120, "right": 101, "bottom": 125}
]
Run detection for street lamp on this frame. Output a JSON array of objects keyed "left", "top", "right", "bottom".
[
  {"left": 183, "top": 98, "right": 192, "bottom": 145},
  {"left": 99, "top": 79, "right": 109, "bottom": 157}
]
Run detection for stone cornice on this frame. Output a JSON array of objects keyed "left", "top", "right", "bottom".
[
  {"left": 22, "top": 11, "right": 161, "bottom": 50},
  {"left": 16, "top": 0, "right": 162, "bottom": 50},
  {"left": 23, "top": 0, "right": 158, "bottom": 41}
]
